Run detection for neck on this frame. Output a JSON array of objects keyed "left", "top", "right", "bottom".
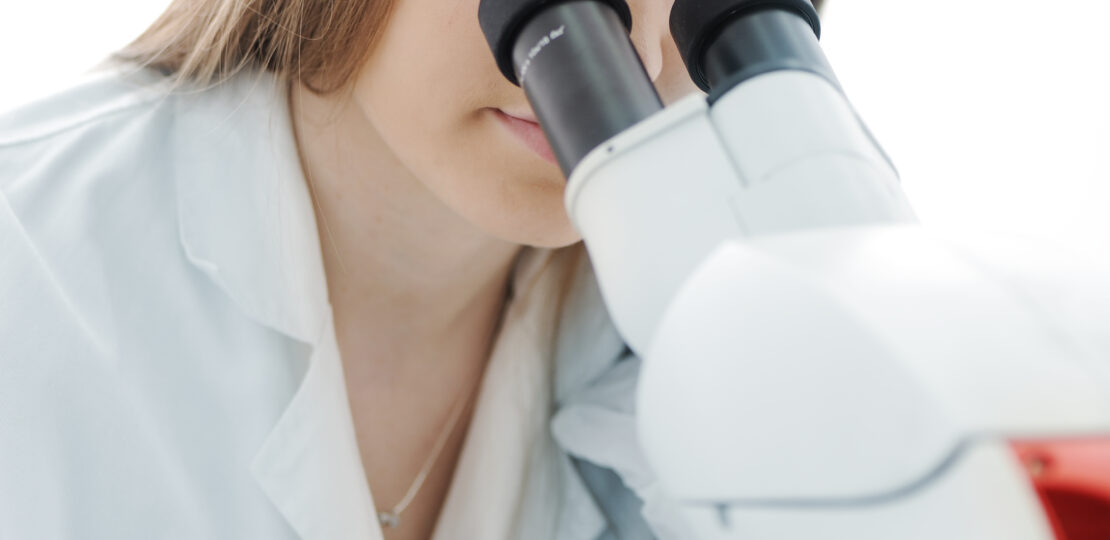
[{"left": 289, "top": 82, "right": 523, "bottom": 367}]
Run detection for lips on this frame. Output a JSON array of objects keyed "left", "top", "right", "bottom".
[{"left": 493, "top": 109, "right": 557, "bottom": 165}]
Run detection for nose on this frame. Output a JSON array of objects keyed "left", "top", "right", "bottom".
[{"left": 627, "top": 0, "right": 672, "bottom": 82}]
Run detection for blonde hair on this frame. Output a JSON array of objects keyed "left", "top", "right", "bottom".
[
  {"left": 116, "top": 0, "right": 395, "bottom": 94},
  {"left": 118, "top": 0, "right": 825, "bottom": 93}
]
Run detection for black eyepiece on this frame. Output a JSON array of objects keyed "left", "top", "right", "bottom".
[
  {"left": 670, "top": 0, "right": 823, "bottom": 92},
  {"left": 479, "top": 0, "right": 633, "bottom": 85},
  {"left": 478, "top": 0, "right": 662, "bottom": 176}
]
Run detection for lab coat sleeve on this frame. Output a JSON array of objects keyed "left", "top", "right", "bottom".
[{"left": 551, "top": 349, "right": 693, "bottom": 540}]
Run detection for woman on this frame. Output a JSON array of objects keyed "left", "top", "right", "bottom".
[{"left": 0, "top": 0, "right": 818, "bottom": 538}]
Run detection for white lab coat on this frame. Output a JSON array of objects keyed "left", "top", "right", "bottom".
[{"left": 0, "top": 67, "right": 689, "bottom": 539}]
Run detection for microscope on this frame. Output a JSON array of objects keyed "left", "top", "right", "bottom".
[{"left": 477, "top": 0, "right": 1110, "bottom": 537}]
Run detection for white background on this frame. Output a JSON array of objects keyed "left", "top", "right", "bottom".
[{"left": 2, "top": 0, "right": 1107, "bottom": 252}]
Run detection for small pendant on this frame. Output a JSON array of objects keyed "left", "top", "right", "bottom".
[{"left": 378, "top": 510, "right": 401, "bottom": 528}]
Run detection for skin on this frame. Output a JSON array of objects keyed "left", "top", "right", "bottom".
[{"left": 289, "top": 0, "right": 698, "bottom": 538}]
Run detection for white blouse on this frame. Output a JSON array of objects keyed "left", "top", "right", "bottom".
[{"left": 0, "top": 68, "right": 689, "bottom": 539}]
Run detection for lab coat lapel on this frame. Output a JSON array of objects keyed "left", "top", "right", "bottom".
[
  {"left": 250, "top": 312, "right": 382, "bottom": 540},
  {"left": 173, "top": 71, "right": 378, "bottom": 539}
]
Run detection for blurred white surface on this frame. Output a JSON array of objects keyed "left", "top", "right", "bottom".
[
  {"left": 821, "top": 0, "right": 1110, "bottom": 252},
  {"left": 0, "top": 1, "right": 168, "bottom": 108},
  {"left": 1, "top": 0, "right": 1107, "bottom": 251}
]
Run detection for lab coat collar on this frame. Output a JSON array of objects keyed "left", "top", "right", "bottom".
[
  {"left": 172, "top": 70, "right": 329, "bottom": 344},
  {"left": 171, "top": 71, "right": 375, "bottom": 538}
]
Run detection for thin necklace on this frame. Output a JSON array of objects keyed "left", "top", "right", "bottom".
[
  {"left": 377, "top": 278, "right": 512, "bottom": 529},
  {"left": 286, "top": 80, "right": 510, "bottom": 530},
  {"left": 376, "top": 372, "right": 480, "bottom": 529}
]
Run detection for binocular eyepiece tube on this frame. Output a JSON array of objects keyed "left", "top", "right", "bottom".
[
  {"left": 479, "top": 0, "right": 664, "bottom": 175},
  {"left": 670, "top": 0, "right": 832, "bottom": 97},
  {"left": 477, "top": 0, "right": 828, "bottom": 175}
]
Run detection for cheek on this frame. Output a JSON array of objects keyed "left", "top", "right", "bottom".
[
  {"left": 347, "top": 0, "right": 580, "bottom": 247},
  {"left": 355, "top": 0, "right": 492, "bottom": 133}
]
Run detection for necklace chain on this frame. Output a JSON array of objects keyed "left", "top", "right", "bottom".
[
  {"left": 287, "top": 83, "right": 506, "bottom": 531},
  {"left": 374, "top": 264, "right": 516, "bottom": 530},
  {"left": 376, "top": 373, "right": 479, "bottom": 529}
]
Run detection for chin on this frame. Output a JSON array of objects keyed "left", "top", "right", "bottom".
[
  {"left": 525, "top": 225, "right": 583, "bottom": 249},
  {"left": 447, "top": 119, "right": 583, "bottom": 248},
  {"left": 499, "top": 204, "right": 583, "bottom": 249},
  {"left": 485, "top": 176, "right": 583, "bottom": 248}
]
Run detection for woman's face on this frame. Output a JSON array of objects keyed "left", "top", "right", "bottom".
[{"left": 351, "top": 0, "right": 697, "bottom": 248}]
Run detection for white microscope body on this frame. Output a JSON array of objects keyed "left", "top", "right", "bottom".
[
  {"left": 477, "top": 0, "right": 1110, "bottom": 536},
  {"left": 566, "top": 68, "right": 1110, "bottom": 539}
]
